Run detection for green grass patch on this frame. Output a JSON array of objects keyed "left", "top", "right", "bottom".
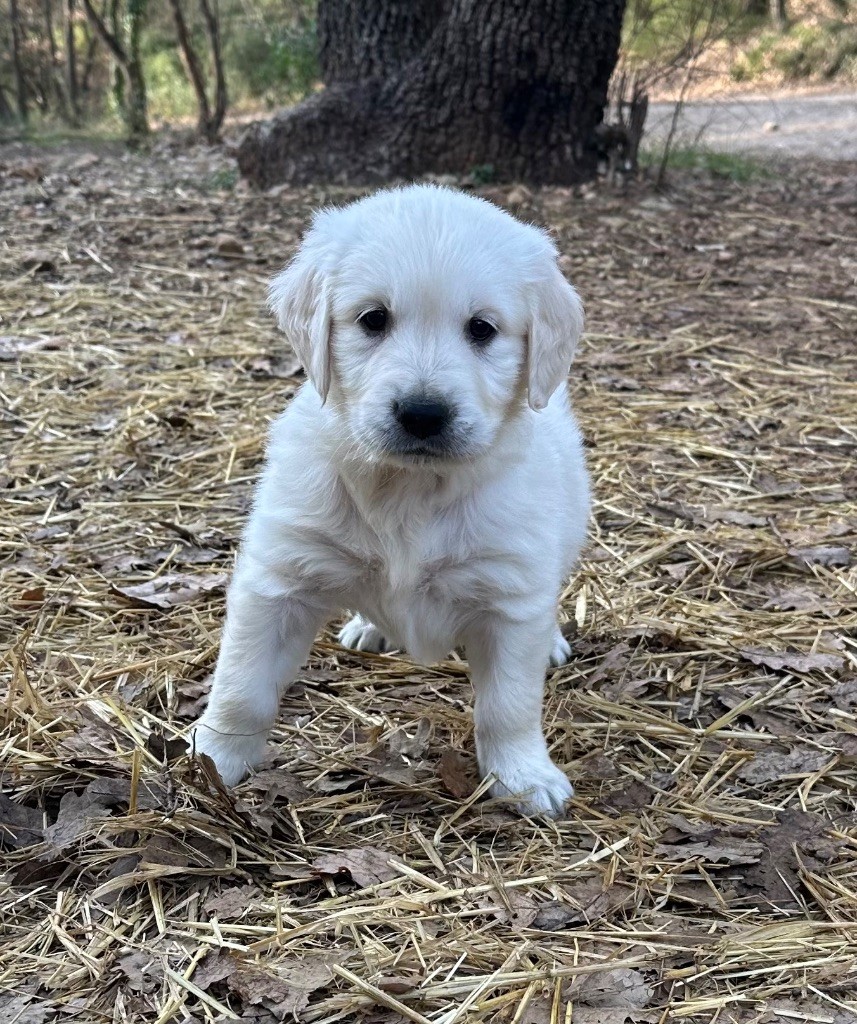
[
  {"left": 0, "top": 120, "right": 126, "bottom": 147},
  {"left": 640, "top": 144, "right": 772, "bottom": 182}
]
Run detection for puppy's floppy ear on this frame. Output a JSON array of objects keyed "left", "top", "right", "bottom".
[
  {"left": 527, "top": 262, "right": 585, "bottom": 412},
  {"left": 268, "top": 246, "right": 332, "bottom": 402}
]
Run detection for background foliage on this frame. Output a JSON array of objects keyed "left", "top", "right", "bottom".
[{"left": 0, "top": 0, "right": 855, "bottom": 140}]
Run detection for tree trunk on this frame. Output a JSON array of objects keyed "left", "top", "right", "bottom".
[
  {"left": 81, "top": 0, "right": 149, "bottom": 141},
  {"left": 43, "top": 0, "right": 72, "bottom": 119},
  {"left": 10, "top": 0, "right": 29, "bottom": 120},
  {"left": 238, "top": 0, "right": 626, "bottom": 189},
  {"left": 770, "top": 0, "right": 786, "bottom": 30},
  {"left": 125, "top": 0, "right": 148, "bottom": 141},
  {"left": 317, "top": 0, "right": 446, "bottom": 84},
  {"left": 168, "top": 0, "right": 212, "bottom": 133},
  {"left": 198, "top": 0, "right": 227, "bottom": 140},
  {"left": 65, "top": 0, "right": 80, "bottom": 122},
  {"left": 168, "top": 0, "right": 228, "bottom": 142},
  {"left": 0, "top": 79, "right": 16, "bottom": 122}
]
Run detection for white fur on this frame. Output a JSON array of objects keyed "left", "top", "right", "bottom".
[{"left": 190, "top": 185, "right": 590, "bottom": 818}]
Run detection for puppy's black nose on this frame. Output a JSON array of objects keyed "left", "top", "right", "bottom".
[{"left": 394, "top": 398, "right": 451, "bottom": 440}]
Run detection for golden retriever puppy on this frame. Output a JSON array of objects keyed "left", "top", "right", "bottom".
[{"left": 191, "top": 185, "right": 589, "bottom": 817}]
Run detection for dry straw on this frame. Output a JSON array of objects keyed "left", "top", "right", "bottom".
[{"left": 1, "top": 143, "right": 856, "bottom": 1023}]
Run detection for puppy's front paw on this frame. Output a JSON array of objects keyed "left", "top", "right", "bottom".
[
  {"left": 484, "top": 752, "right": 574, "bottom": 818},
  {"left": 188, "top": 719, "right": 267, "bottom": 786},
  {"left": 338, "top": 613, "right": 388, "bottom": 653},
  {"left": 549, "top": 627, "right": 572, "bottom": 667}
]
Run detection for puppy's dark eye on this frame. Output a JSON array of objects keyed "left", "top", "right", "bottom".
[
  {"left": 358, "top": 307, "right": 388, "bottom": 333},
  {"left": 468, "top": 317, "right": 496, "bottom": 345}
]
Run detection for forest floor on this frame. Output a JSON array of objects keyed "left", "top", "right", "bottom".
[{"left": 1, "top": 141, "right": 856, "bottom": 1024}]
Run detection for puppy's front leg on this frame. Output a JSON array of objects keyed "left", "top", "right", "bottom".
[
  {"left": 465, "top": 617, "right": 573, "bottom": 818},
  {"left": 190, "top": 567, "right": 329, "bottom": 785}
]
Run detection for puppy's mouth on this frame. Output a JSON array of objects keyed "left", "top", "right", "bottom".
[
  {"left": 386, "top": 438, "right": 460, "bottom": 461},
  {"left": 379, "top": 427, "right": 475, "bottom": 465}
]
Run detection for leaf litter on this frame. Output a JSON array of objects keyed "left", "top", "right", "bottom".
[{"left": 1, "top": 139, "right": 856, "bottom": 1023}]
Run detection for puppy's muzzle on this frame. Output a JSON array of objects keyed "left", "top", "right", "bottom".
[{"left": 393, "top": 397, "right": 453, "bottom": 441}]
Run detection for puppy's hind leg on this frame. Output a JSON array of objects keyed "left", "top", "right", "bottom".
[
  {"left": 465, "top": 617, "right": 574, "bottom": 819},
  {"left": 190, "top": 567, "right": 330, "bottom": 785},
  {"left": 338, "top": 613, "right": 388, "bottom": 653}
]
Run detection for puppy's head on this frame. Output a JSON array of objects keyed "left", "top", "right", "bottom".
[{"left": 269, "top": 185, "right": 583, "bottom": 466}]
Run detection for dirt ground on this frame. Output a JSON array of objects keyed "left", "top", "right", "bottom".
[
  {"left": 649, "top": 90, "right": 857, "bottom": 160},
  {"left": 1, "top": 141, "right": 856, "bottom": 1024}
]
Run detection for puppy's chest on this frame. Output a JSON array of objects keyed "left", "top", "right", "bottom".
[
  {"left": 356, "top": 522, "right": 473, "bottom": 601},
  {"left": 342, "top": 517, "right": 491, "bottom": 651}
]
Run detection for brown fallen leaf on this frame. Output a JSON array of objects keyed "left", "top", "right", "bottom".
[
  {"left": 175, "top": 677, "right": 210, "bottom": 718},
  {"left": 246, "top": 769, "right": 311, "bottom": 807},
  {"left": 740, "top": 647, "right": 845, "bottom": 674},
  {"left": 312, "top": 847, "right": 398, "bottom": 888},
  {"left": 78, "top": 775, "right": 167, "bottom": 812},
  {"left": 311, "top": 771, "right": 363, "bottom": 794},
  {"left": 110, "top": 572, "right": 227, "bottom": 610},
  {"left": 0, "top": 793, "right": 44, "bottom": 849},
  {"left": 204, "top": 884, "right": 262, "bottom": 920},
  {"left": 118, "top": 951, "right": 161, "bottom": 994},
  {"left": 574, "top": 967, "right": 653, "bottom": 1009},
  {"left": 743, "top": 809, "right": 829, "bottom": 907},
  {"left": 830, "top": 678, "right": 857, "bottom": 710},
  {"left": 789, "top": 545, "right": 851, "bottom": 568},
  {"left": 654, "top": 839, "right": 763, "bottom": 865},
  {"left": 533, "top": 876, "right": 616, "bottom": 930},
  {"left": 44, "top": 785, "right": 119, "bottom": 850},
  {"left": 214, "top": 233, "right": 245, "bottom": 257},
  {"left": 0, "top": 991, "right": 52, "bottom": 1024},
  {"left": 761, "top": 586, "right": 828, "bottom": 614},
  {"left": 193, "top": 949, "right": 238, "bottom": 989},
  {"left": 139, "top": 832, "right": 229, "bottom": 870},
  {"left": 438, "top": 749, "right": 479, "bottom": 799},
  {"left": 523, "top": 993, "right": 659, "bottom": 1024},
  {"left": 387, "top": 718, "right": 432, "bottom": 759},
  {"left": 687, "top": 504, "right": 767, "bottom": 527},
  {"left": 589, "top": 641, "right": 632, "bottom": 685},
  {"left": 739, "top": 747, "right": 830, "bottom": 785},
  {"left": 229, "top": 958, "right": 336, "bottom": 1019},
  {"left": 601, "top": 676, "right": 649, "bottom": 702},
  {"left": 482, "top": 889, "right": 539, "bottom": 931}
]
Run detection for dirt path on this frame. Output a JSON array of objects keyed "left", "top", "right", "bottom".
[{"left": 648, "top": 90, "right": 857, "bottom": 159}]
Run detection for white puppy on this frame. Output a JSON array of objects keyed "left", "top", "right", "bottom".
[{"left": 191, "top": 185, "right": 590, "bottom": 817}]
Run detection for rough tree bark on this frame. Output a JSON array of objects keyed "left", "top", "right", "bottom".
[
  {"left": 238, "top": 0, "right": 627, "bottom": 188},
  {"left": 167, "top": 0, "right": 228, "bottom": 142},
  {"left": 318, "top": 0, "right": 446, "bottom": 84}
]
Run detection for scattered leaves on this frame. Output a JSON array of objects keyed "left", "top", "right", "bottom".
[
  {"left": 437, "top": 749, "right": 479, "bottom": 799},
  {"left": 0, "top": 793, "right": 43, "bottom": 849},
  {"left": 312, "top": 847, "right": 398, "bottom": 888},
  {"left": 110, "top": 572, "right": 227, "bottom": 610},
  {"left": 740, "top": 647, "right": 845, "bottom": 674}
]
